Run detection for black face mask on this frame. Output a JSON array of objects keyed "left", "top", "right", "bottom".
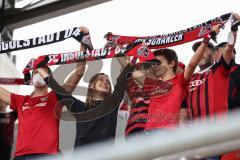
[{"left": 142, "top": 59, "right": 162, "bottom": 69}]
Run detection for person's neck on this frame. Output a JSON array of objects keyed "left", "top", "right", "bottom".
[
  {"left": 32, "top": 87, "right": 48, "bottom": 98},
  {"left": 199, "top": 63, "right": 213, "bottom": 72},
  {"left": 161, "top": 70, "right": 176, "bottom": 81},
  {"left": 94, "top": 92, "right": 106, "bottom": 101}
]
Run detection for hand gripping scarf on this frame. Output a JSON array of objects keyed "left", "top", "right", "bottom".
[
  {"left": 22, "top": 42, "right": 155, "bottom": 85},
  {"left": 0, "top": 27, "right": 94, "bottom": 53},
  {"left": 0, "top": 13, "right": 235, "bottom": 85}
]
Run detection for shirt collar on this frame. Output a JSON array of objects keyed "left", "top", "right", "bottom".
[{"left": 198, "top": 63, "right": 215, "bottom": 74}]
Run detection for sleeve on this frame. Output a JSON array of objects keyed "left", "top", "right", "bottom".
[
  {"left": 211, "top": 55, "right": 232, "bottom": 79},
  {"left": 10, "top": 93, "right": 25, "bottom": 111},
  {"left": 73, "top": 64, "right": 134, "bottom": 121},
  {"left": 44, "top": 76, "right": 84, "bottom": 113},
  {"left": 179, "top": 72, "right": 189, "bottom": 88},
  {"left": 111, "top": 64, "right": 135, "bottom": 101},
  {"left": 220, "top": 55, "right": 232, "bottom": 70},
  {"left": 212, "top": 55, "right": 232, "bottom": 72},
  {"left": 10, "top": 111, "right": 18, "bottom": 120},
  {"left": 127, "top": 78, "right": 141, "bottom": 100}
]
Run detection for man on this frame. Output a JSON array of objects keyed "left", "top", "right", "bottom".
[
  {"left": 214, "top": 44, "right": 240, "bottom": 160},
  {"left": 0, "top": 101, "right": 17, "bottom": 160},
  {"left": 215, "top": 42, "right": 240, "bottom": 111},
  {"left": 187, "top": 14, "right": 240, "bottom": 160},
  {"left": 115, "top": 25, "right": 221, "bottom": 134},
  {"left": 144, "top": 41, "right": 217, "bottom": 131},
  {"left": 0, "top": 27, "right": 88, "bottom": 160},
  {"left": 118, "top": 60, "right": 188, "bottom": 136},
  {"left": 187, "top": 14, "right": 239, "bottom": 122}
]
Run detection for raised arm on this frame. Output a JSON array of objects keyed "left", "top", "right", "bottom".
[
  {"left": 37, "top": 67, "right": 83, "bottom": 112},
  {"left": 184, "top": 24, "right": 221, "bottom": 81},
  {"left": 62, "top": 61, "right": 86, "bottom": 93},
  {"left": 117, "top": 56, "right": 146, "bottom": 86},
  {"left": 116, "top": 56, "right": 130, "bottom": 70},
  {"left": 37, "top": 67, "right": 73, "bottom": 100},
  {"left": 223, "top": 13, "right": 240, "bottom": 65},
  {"left": 62, "top": 26, "right": 89, "bottom": 93},
  {"left": 0, "top": 87, "right": 11, "bottom": 105},
  {"left": 73, "top": 64, "right": 134, "bottom": 121}
]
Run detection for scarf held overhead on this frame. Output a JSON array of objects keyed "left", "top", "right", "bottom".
[
  {"left": 105, "top": 13, "right": 233, "bottom": 48},
  {"left": 22, "top": 43, "right": 154, "bottom": 85},
  {"left": 0, "top": 27, "right": 94, "bottom": 54},
  {"left": 0, "top": 43, "right": 153, "bottom": 85},
  {"left": 0, "top": 12, "right": 234, "bottom": 85}
]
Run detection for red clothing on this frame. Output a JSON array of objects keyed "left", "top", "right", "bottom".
[
  {"left": 221, "top": 150, "right": 240, "bottom": 160},
  {"left": 125, "top": 78, "right": 150, "bottom": 136},
  {"left": 10, "top": 91, "right": 61, "bottom": 157},
  {"left": 187, "top": 56, "right": 230, "bottom": 121},
  {"left": 145, "top": 73, "right": 187, "bottom": 131}
]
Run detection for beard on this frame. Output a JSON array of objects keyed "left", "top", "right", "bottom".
[{"left": 198, "top": 58, "right": 213, "bottom": 70}]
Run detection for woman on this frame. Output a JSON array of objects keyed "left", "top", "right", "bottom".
[{"left": 37, "top": 60, "right": 134, "bottom": 149}]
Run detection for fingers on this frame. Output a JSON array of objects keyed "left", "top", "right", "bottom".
[
  {"left": 80, "top": 26, "right": 89, "bottom": 34},
  {"left": 126, "top": 56, "right": 131, "bottom": 63},
  {"left": 233, "top": 13, "right": 240, "bottom": 21},
  {"left": 211, "top": 24, "right": 222, "bottom": 34}
]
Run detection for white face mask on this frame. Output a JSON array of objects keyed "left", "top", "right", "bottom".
[{"left": 32, "top": 73, "right": 46, "bottom": 88}]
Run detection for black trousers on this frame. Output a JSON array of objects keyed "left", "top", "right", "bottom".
[{"left": 0, "top": 143, "right": 12, "bottom": 160}]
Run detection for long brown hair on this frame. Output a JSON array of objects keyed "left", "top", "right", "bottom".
[{"left": 85, "top": 73, "right": 112, "bottom": 110}]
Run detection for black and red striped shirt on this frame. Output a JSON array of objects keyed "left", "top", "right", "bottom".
[
  {"left": 187, "top": 56, "right": 231, "bottom": 121},
  {"left": 125, "top": 78, "right": 150, "bottom": 136}
]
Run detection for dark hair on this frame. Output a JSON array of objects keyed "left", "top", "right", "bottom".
[
  {"left": 215, "top": 42, "right": 236, "bottom": 54},
  {"left": 153, "top": 48, "right": 178, "bottom": 73}
]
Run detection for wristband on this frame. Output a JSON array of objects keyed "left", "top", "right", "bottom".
[{"left": 227, "top": 32, "right": 235, "bottom": 45}]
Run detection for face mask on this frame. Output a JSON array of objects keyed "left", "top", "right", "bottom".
[{"left": 32, "top": 73, "right": 46, "bottom": 88}]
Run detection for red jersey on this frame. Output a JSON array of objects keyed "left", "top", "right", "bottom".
[
  {"left": 221, "top": 150, "right": 240, "bottom": 160},
  {"left": 125, "top": 78, "right": 150, "bottom": 136},
  {"left": 10, "top": 91, "right": 62, "bottom": 157},
  {"left": 145, "top": 73, "right": 187, "bottom": 131},
  {"left": 187, "top": 56, "right": 230, "bottom": 121}
]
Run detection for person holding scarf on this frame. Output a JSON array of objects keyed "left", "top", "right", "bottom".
[
  {"left": 127, "top": 24, "right": 222, "bottom": 134},
  {"left": 0, "top": 26, "right": 89, "bottom": 160},
  {"left": 117, "top": 57, "right": 187, "bottom": 136},
  {"left": 186, "top": 13, "right": 239, "bottom": 122},
  {"left": 186, "top": 13, "right": 240, "bottom": 160},
  {"left": 36, "top": 56, "right": 134, "bottom": 152}
]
